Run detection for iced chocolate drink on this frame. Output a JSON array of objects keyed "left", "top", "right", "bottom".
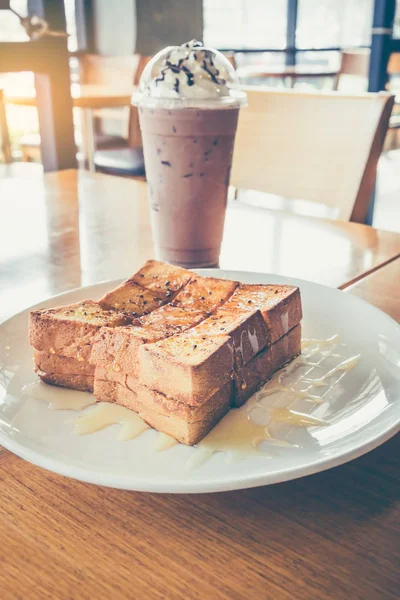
[{"left": 133, "top": 40, "right": 247, "bottom": 268}]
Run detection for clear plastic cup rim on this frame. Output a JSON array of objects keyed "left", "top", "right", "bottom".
[{"left": 131, "top": 90, "right": 247, "bottom": 110}]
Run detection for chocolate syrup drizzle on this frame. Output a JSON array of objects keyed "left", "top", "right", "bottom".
[{"left": 154, "top": 40, "right": 226, "bottom": 94}]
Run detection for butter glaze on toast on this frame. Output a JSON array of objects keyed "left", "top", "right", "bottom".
[
  {"left": 99, "top": 282, "right": 165, "bottom": 316},
  {"left": 99, "top": 260, "right": 193, "bottom": 315},
  {"left": 233, "top": 325, "right": 302, "bottom": 407},
  {"left": 188, "top": 303, "right": 269, "bottom": 369},
  {"left": 139, "top": 305, "right": 207, "bottom": 337},
  {"left": 130, "top": 260, "right": 193, "bottom": 296},
  {"left": 94, "top": 370, "right": 232, "bottom": 445},
  {"left": 29, "top": 300, "right": 132, "bottom": 361},
  {"left": 94, "top": 327, "right": 301, "bottom": 443},
  {"left": 226, "top": 284, "right": 302, "bottom": 343},
  {"left": 90, "top": 275, "right": 238, "bottom": 373},
  {"left": 171, "top": 276, "right": 239, "bottom": 312}
]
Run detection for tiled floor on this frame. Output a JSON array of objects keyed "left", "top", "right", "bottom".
[{"left": 1, "top": 154, "right": 399, "bottom": 233}]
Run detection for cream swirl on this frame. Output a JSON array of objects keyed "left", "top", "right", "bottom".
[{"left": 148, "top": 40, "right": 231, "bottom": 99}]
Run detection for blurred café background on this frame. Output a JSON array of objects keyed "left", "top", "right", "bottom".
[{"left": 0, "top": 0, "right": 399, "bottom": 231}]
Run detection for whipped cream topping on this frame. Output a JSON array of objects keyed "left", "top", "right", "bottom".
[{"left": 147, "top": 40, "right": 231, "bottom": 99}]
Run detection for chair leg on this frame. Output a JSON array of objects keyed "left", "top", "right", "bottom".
[
  {"left": 365, "top": 181, "right": 376, "bottom": 226},
  {"left": 81, "top": 108, "right": 96, "bottom": 172},
  {"left": 0, "top": 90, "right": 12, "bottom": 163}
]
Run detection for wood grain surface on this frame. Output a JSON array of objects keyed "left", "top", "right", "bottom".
[
  {"left": 0, "top": 169, "right": 399, "bottom": 599},
  {"left": 4, "top": 84, "right": 133, "bottom": 109},
  {"left": 1, "top": 169, "right": 399, "bottom": 321},
  {"left": 346, "top": 257, "right": 400, "bottom": 322}
]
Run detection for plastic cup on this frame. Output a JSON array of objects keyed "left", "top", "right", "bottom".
[{"left": 132, "top": 42, "right": 247, "bottom": 268}]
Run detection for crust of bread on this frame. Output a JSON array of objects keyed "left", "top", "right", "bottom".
[
  {"left": 226, "top": 285, "right": 302, "bottom": 343},
  {"left": 233, "top": 324, "right": 302, "bottom": 407},
  {"left": 34, "top": 350, "right": 94, "bottom": 376},
  {"left": 94, "top": 374, "right": 232, "bottom": 445},
  {"left": 29, "top": 301, "right": 131, "bottom": 361},
  {"left": 90, "top": 326, "right": 156, "bottom": 374},
  {"left": 139, "top": 333, "right": 234, "bottom": 405},
  {"left": 36, "top": 369, "right": 94, "bottom": 392}
]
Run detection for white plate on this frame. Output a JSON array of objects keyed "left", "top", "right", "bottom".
[{"left": 0, "top": 270, "right": 399, "bottom": 493}]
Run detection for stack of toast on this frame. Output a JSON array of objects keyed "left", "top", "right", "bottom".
[{"left": 29, "top": 260, "right": 302, "bottom": 445}]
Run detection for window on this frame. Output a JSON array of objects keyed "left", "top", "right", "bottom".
[
  {"left": 203, "top": 0, "right": 287, "bottom": 50},
  {"left": 0, "top": 0, "right": 28, "bottom": 42},
  {"left": 296, "top": 0, "right": 373, "bottom": 49},
  {"left": 65, "top": 0, "right": 78, "bottom": 52},
  {"left": 204, "top": 0, "right": 374, "bottom": 51},
  {"left": 0, "top": 0, "right": 77, "bottom": 49},
  {"left": 394, "top": 0, "right": 400, "bottom": 38}
]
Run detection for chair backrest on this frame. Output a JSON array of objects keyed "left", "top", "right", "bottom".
[
  {"left": 79, "top": 54, "right": 140, "bottom": 85},
  {"left": 128, "top": 55, "right": 151, "bottom": 148},
  {"left": 339, "top": 49, "right": 370, "bottom": 77},
  {"left": 334, "top": 49, "right": 370, "bottom": 91},
  {"left": 79, "top": 54, "right": 150, "bottom": 148},
  {"left": 387, "top": 52, "right": 400, "bottom": 75},
  {"left": 0, "top": 89, "right": 12, "bottom": 163},
  {"left": 231, "top": 87, "right": 394, "bottom": 223}
]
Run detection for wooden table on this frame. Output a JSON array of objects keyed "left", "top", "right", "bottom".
[
  {"left": 4, "top": 83, "right": 133, "bottom": 109},
  {"left": 0, "top": 170, "right": 399, "bottom": 599}
]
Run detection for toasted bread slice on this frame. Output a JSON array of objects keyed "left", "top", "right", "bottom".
[
  {"left": 139, "top": 333, "right": 234, "bottom": 405},
  {"left": 36, "top": 369, "right": 94, "bottom": 392},
  {"left": 130, "top": 260, "right": 193, "bottom": 297},
  {"left": 138, "top": 305, "right": 207, "bottom": 337},
  {"left": 136, "top": 284, "right": 300, "bottom": 405},
  {"left": 34, "top": 350, "right": 95, "bottom": 376},
  {"left": 29, "top": 300, "right": 132, "bottom": 361},
  {"left": 94, "top": 370, "right": 232, "bottom": 445},
  {"left": 90, "top": 305, "right": 207, "bottom": 374},
  {"left": 99, "top": 281, "right": 165, "bottom": 316},
  {"left": 171, "top": 276, "right": 239, "bottom": 312},
  {"left": 233, "top": 325, "right": 302, "bottom": 407},
  {"left": 226, "top": 284, "right": 302, "bottom": 343},
  {"left": 188, "top": 307, "right": 269, "bottom": 368},
  {"left": 92, "top": 276, "right": 238, "bottom": 375},
  {"left": 99, "top": 260, "right": 193, "bottom": 315},
  {"left": 90, "top": 326, "right": 155, "bottom": 373}
]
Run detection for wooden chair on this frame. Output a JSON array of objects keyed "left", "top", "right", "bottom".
[
  {"left": 387, "top": 52, "right": 400, "bottom": 79},
  {"left": 231, "top": 87, "right": 394, "bottom": 223},
  {"left": 383, "top": 52, "right": 400, "bottom": 150},
  {"left": 79, "top": 53, "right": 139, "bottom": 148},
  {"left": 93, "top": 55, "right": 150, "bottom": 177},
  {"left": 334, "top": 50, "right": 399, "bottom": 151},
  {"left": 19, "top": 54, "right": 139, "bottom": 164},
  {"left": 334, "top": 49, "right": 370, "bottom": 91},
  {"left": 0, "top": 89, "right": 12, "bottom": 163}
]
